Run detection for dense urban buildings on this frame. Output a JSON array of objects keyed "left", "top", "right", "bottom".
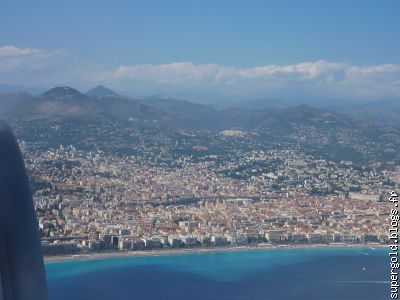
[{"left": 17, "top": 132, "right": 395, "bottom": 256}]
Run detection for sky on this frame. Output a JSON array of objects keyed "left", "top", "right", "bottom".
[{"left": 0, "top": 0, "right": 399, "bottom": 103}]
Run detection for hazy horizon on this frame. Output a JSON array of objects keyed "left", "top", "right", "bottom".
[{"left": 1, "top": 0, "right": 399, "bottom": 104}]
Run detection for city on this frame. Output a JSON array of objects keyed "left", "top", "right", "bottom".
[
  {"left": 1, "top": 1, "right": 397, "bottom": 298},
  {"left": 19, "top": 130, "right": 395, "bottom": 256}
]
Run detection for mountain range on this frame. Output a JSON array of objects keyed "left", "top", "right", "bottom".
[
  {"left": 0, "top": 85, "right": 398, "bottom": 129},
  {"left": 0, "top": 85, "right": 390, "bottom": 130},
  {"left": 1, "top": 85, "right": 399, "bottom": 164},
  {"left": 233, "top": 97, "right": 400, "bottom": 130}
]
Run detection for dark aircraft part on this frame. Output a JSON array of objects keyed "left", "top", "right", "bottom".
[{"left": 0, "top": 122, "right": 48, "bottom": 300}]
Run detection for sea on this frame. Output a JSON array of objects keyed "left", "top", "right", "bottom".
[{"left": 46, "top": 247, "right": 388, "bottom": 300}]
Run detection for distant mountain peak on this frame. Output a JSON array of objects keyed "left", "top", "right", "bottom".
[
  {"left": 42, "top": 86, "right": 84, "bottom": 99},
  {"left": 86, "top": 85, "right": 119, "bottom": 98}
]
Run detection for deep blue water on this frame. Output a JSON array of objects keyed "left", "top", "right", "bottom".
[{"left": 46, "top": 247, "right": 388, "bottom": 300}]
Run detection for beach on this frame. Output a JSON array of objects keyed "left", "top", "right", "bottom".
[{"left": 44, "top": 242, "right": 386, "bottom": 263}]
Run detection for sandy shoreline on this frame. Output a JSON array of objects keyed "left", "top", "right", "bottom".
[{"left": 44, "top": 243, "right": 386, "bottom": 263}]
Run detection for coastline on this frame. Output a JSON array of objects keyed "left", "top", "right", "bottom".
[{"left": 44, "top": 243, "right": 386, "bottom": 263}]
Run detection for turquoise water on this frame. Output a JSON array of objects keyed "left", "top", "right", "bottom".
[{"left": 46, "top": 247, "right": 388, "bottom": 300}]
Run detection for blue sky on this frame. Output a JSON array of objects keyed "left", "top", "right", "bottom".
[{"left": 0, "top": 0, "right": 399, "bottom": 102}]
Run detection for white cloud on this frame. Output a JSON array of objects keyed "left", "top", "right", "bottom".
[
  {"left": 0, "top": 45, "right": 71, "bottom": 86},
  {"left": 347, "top": 64, "right": 400, "bottom": 75},
  {"left": 0, "top": 45, "right": 398, "bottom": 102},
  {"left": 0, "top": 45, "right": 68, "bottom": 73},
  {"left": 0, "top": 45, "right": 42, "bottom": 57},
  {"left": 115, "top": 62, "right": 226, "bottom": 85},
  {"left": 111, "top": 60, "right": 400, "bottom": 101},
  {"left": 114, "top": 60, "right": 348, "bottom": 82}
]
